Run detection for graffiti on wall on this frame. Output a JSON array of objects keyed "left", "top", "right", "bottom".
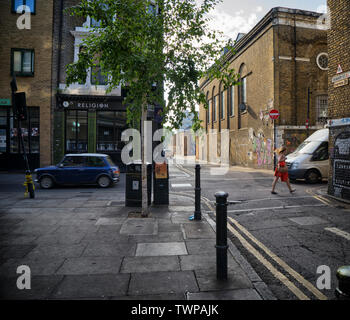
[
  {"left": 333, "top": 132, "right": 350, "bottom": 194},
  {"left": 283, "top": 132, "right": 308, "bottom": 154},
  {"left": 248, "top": 128, "right": 273, "bottom": 167}
]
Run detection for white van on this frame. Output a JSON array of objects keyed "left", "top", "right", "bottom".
[{"left": 286, "top": 128, "right": 329, "bottom": 184}]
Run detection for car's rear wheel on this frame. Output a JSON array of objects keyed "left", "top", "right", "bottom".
[
  {"left": 40, "top": 176, "right": 54, "bottom": 189},
  {"left": 305, "top": 169, "right": 321, "bottom": 184},
  {"left": 97, "top": 176, "right": 111, "bottom": 188}
]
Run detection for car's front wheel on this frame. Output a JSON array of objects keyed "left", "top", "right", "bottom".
[
  {"left": 305, "top": 169, "right": 321, "bottom": 184},
  {"left": 40, "top": 176, "right": 54, "bottom": 189},
  {"left": 97, "top": 176, "right": 111, "bottom": 188}
]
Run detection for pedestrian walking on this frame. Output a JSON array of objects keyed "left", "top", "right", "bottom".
[{"left": 271, "top": 146, "right": 296, "bottom": 195}]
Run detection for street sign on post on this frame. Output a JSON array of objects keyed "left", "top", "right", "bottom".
[{"left": 269, "top": 109, "right": 279, "bottom": 120}]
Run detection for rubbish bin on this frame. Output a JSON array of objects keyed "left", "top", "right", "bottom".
[
  {"left": 125, "top": 161, "right": 152, "bottom": 207},
  {"left": 153, "top": 161, "right": 169, "bottom": 205}
]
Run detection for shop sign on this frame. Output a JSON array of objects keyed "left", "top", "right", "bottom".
[
  {"left": 62, "top": 100, "right": 110, "bottom": 109},
  {"left": 328, "top": 118, "right": 350, "bottom": 127},
  {"left": 332, "top": 71, "right": 350, "bottom": 83},
  {"left": 0, "top": 99, "right": 11, "bottom": 106},
  {"left": 58, "top": 95, "right": 123, "bottom": 110},
  {"left": 334, "top": 79, "right": 349, "bottom": 88}
]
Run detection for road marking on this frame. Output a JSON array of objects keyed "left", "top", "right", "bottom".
[
  {"left": 228, "top": 217, "right": 328, "bottom": 300},
  {"left": 175, "top": 164, "right": 194, "bottom": 176},
  {"left": 325, "top": 227, "right": 350, "bottom": 241},
  {"left": 200, "top": 195, "right": 309, "bottom": 300},
  {"left": 306, "top": 189, "right": 334, "bottom": 207},
  {"left": 313, "top": 195, "right": 332, "bottom": 206},
  {"left": 242, "top": 196, "right": 316, "bottom": 202},
  {"left": 200, "top": 177, "right": 273, "bottom": 181},
  {"left": 227, "top": 204, "right": 326, "bottom": 214},
  {"left": 226, "top": 222, "right": 310, "bottom": 300},
  {"left": 201, "top": 196, "right": 326, "bottom": 300},
  {"left": 171, "top": 183, "right": 192, "bottom": 188}
]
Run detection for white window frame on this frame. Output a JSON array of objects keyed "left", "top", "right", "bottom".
[
  {"left": 316, "top": 53, "right": 329, "bottom": 71},
  {"left": 316, "top": 95, "right": 328, "bottom": 123}
]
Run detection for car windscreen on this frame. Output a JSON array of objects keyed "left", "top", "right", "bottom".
[{"left": 294, "top": 141, "right": 322, "bottom": 154}]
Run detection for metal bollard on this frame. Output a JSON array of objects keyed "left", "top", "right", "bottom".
[
  {"left": 194, "top": 164, "right": 201, "bottom": 220},
  {"left": 335, "top": 266, "right": 350, "bottom": 300},
  {"left": 215, "top": 191, "right": 229, "bottom": 280}
]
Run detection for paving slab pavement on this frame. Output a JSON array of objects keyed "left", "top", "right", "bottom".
[{"left": 0, "top": 190, "right": 275, "bottom": 300}]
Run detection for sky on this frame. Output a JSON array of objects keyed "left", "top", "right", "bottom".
[
  {"left": 168, "top": 0, "right": 328, "bottom": 118},
  {"left": 206, "top": 0, "right": 328, "bottom": 41}
]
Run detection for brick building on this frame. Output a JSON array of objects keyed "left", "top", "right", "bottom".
[
  {"left": 198, "top": 7, "right": 328, "bottom": 170},
  {"left": 52, "top": 0, "right": 126, "bottom": 167},
  {"left": 327, "top": 0, "right": 350, "bottom": 201},
  {"left": 0, "top": 0, "right": 54, "bottom": 170}
]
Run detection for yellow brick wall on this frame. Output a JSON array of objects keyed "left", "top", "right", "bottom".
[{"left": 0, "top": 0, "right": 54, "bottom": 166}]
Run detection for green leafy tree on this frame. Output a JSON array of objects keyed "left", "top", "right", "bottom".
[{"left": 65, "top": 0, "right": 239, "bottom": 215}]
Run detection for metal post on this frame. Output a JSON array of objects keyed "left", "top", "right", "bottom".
[
  {"left": 273, "top": 119, "right": 276, "bottom": 171},
  {"left": 215, "top": 191, "right": 228, "bottom": 280},
  {"left": 194, "top": 164, "right": 201, "bottom": 220},
  {"left": 335, "top": 266, "right": 350, "bottom": 300},
  {"left": 307, "top": 88, "right": 310, "bottom": 133}
]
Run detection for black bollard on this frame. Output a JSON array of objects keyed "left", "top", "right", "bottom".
[
  {"left": 215, "top": 191, "right": 228, "bottom": 280},
  {"left": 335, "top": 266, "right": 350, "bottom": 300},
  {"left": 194, "top": 164, "right": 201, "bottom": 220}
]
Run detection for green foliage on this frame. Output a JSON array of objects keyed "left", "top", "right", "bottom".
[{"left": 65, "top": 0, "right": 239, "bottom": 131}]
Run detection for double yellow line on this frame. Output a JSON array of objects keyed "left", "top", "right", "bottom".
[
  {"left": 202, "top": 197, "right": 327, "bottom": 300},
  {"left": 306, "top": 188, "right": 333, "bottom": 207}
]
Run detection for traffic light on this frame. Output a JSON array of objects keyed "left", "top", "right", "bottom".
[{"left": 13, "top": 92, "right": 27, "bottom": 121}]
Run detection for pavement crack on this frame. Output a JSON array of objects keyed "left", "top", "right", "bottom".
[{"left": 299, "top": 244, "right": 315, "bottom": 254}]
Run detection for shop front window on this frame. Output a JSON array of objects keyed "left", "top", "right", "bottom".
[
  {"left": 8, "top": 107, "right": 39, "bottom": 154},
  {"left": 97, "top": 111, "right": 127, "bottom": 152},
  {"left": 66, "top": 110, "right": 88, "bottom": 153}
]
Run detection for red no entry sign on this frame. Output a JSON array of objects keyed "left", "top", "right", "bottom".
[{"left": 269, "top": 109, "right": 279, "bottom": 120}]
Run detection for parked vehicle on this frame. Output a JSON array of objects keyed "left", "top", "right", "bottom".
[
  {"left": 286, "top": 129, "right": 329, "bottom": 184},
  {"left": 34, "top": 153, "right": 120, "bottom": 189}
]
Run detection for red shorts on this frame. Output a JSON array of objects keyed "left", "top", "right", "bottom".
[{"left": 274, "top": 162, "right": 288, "bottom": 182}]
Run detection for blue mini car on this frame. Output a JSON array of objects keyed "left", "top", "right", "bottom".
[{"left": 34, "top": 153, "right": 120, "bottom": 189}]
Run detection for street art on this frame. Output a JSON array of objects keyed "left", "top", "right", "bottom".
[
  {"left": 283, "top": 132, "right": 308, "bottom": 153},
  {"left": 334, "top": 133, "right": 350, "bottom": 157},
  {"left": 333, "top": 132, "right": 350, "bottom": 191},
  {"left": 249, "top": 128, "right": 273, "bottom": 167}
]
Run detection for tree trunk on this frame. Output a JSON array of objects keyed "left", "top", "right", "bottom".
[{"left": 141, "top": 105, "right": 149, "bottom": 217}]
